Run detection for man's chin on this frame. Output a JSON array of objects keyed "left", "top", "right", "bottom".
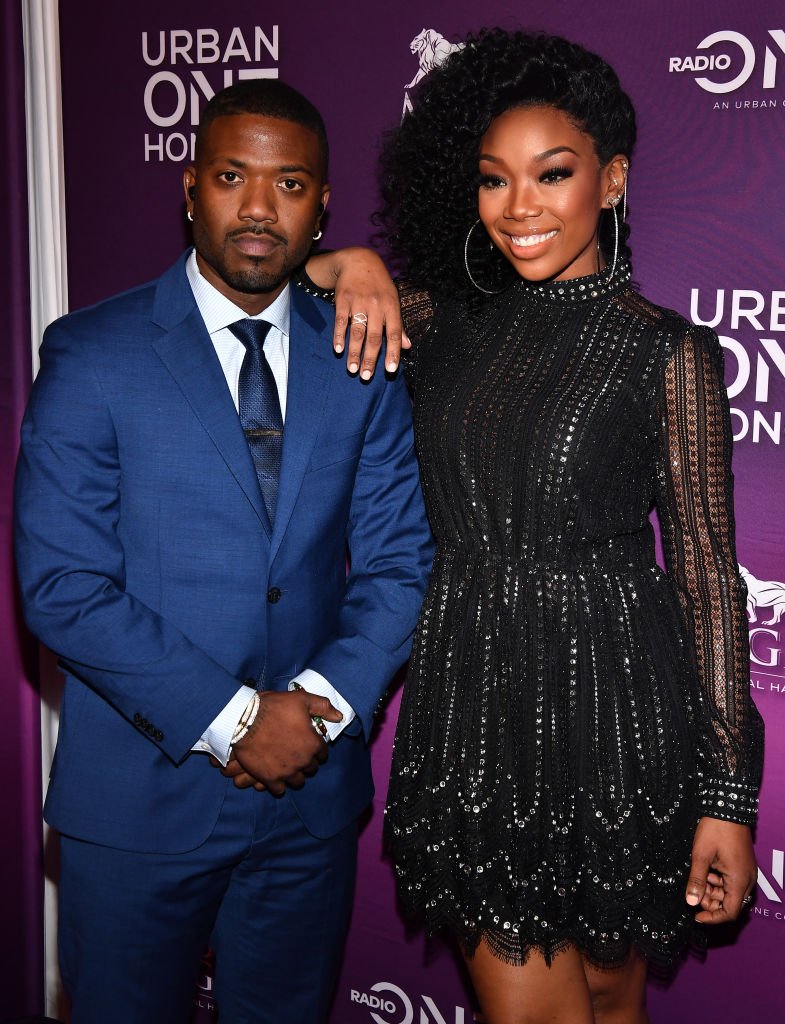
[{"left": 222, "top": 265, "right": 288, "bottom": 296}]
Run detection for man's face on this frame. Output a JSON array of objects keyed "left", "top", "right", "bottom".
[{"left": 184, "top": 114, "right": 329, "bottom": 314}]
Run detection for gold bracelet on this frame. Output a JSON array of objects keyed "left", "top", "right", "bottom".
[{"left": 232, "top": 692, "right": 261, "bottom": 746}]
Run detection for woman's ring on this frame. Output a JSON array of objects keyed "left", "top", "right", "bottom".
[{"left": 351, "top": 313, "right": 369, "bottom": 325}]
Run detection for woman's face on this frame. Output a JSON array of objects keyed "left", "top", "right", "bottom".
[{"left": 478, "top": 105, "right": 625, "bottom": 283}]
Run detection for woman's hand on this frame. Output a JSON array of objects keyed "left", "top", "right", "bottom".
[
  {"left": 305, "top": 247, "right": 408, "bottom": 378},
  {"left": 686, "top": 816, "right": 757, "bottom": 923}
]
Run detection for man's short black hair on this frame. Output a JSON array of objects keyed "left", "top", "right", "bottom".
[{"left": 196, "top": 79, "right": 329, "bottom": 176}]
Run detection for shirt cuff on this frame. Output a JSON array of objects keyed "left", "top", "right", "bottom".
[
  {"left": 191, "top": 686, "right": 255, "bottom": 766},
  {"left": 288, "top": 668, "right": 356, "bottom": 741}
]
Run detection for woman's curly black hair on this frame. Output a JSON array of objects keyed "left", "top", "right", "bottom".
[{"left": 377, "top": 29, "right": 637, "bottom": 301}]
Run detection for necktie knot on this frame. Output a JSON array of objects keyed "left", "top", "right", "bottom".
[{"left": 229, "top": 318, "right": 272, "bottom": 352}]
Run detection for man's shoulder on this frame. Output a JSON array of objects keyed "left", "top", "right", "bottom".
[{"left": 47, "top": 256, "right": 189, "bottom": 344}]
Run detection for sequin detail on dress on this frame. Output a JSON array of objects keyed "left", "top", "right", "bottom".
[{"left": 385, "top": 262, "right": 763, "bottom": 970}]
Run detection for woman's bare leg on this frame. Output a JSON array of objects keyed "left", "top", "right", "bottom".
[
  {"left": 583, "top": 948, "right": 648, "bottom": 1024},
  {"left": 463, "top": 938, "right": 594, "bottom": 1024}
]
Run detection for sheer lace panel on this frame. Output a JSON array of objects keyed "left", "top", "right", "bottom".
[{"left": 656, "top": 327, "right": 763, "bottom": 816}]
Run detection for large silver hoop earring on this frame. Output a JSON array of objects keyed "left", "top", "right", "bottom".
[
  {"left": 187, "top": 210, "right": 194, "bottom": 222},
  {"left": 464, "top": 219, "right": 505, "bottom": 295},
  {"left": 312, "top": 228, "right": 323, "bottom": 241}
]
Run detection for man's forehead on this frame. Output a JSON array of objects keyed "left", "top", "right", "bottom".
[{"left": 198, "top": 114, "right": 323, "bottom": 163}]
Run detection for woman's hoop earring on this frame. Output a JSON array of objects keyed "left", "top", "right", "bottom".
[
  {"left": 464, "top": 220, "right": 506, "bottom": 295},
  {"left": 312, "top": 228, "right": 323, "bottom": 241}
]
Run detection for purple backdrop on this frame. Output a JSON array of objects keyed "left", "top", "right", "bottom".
[{"left": 55, "top": 2, "right": 784, "bottom": 1022}]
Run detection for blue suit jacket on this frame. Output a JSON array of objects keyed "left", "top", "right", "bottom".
[{"left": 15, "top": 254, "right": 433, "bottom": 852}]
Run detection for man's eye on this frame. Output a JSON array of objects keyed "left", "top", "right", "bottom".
[
  {"left": 219, "top": 171, "right": 240, "bottom": 183},
  {"left": 280, "top": 179, "right": 303, "bottom": 191}
]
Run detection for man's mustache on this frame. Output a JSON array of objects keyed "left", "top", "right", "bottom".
[{"left": 227, "top": 226, "right": 286, "bottom": 245}]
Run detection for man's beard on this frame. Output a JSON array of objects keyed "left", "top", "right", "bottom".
[{"left": 217, "top": 258, "right": 289, "bottom": 295}]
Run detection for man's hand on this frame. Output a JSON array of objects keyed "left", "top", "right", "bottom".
[
  {"left": 686, "top": 816, "right": 757, "bottom": 923},
  {"left": 227, "top": 689, "right": 343, "bottom": 796},
  {"left": 305, "top": 248, "right": 408, "bottom": 378}
]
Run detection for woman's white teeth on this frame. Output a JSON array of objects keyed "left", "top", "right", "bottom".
[{"left": 510, "top": 230, "right": 558, "bottom": 247}]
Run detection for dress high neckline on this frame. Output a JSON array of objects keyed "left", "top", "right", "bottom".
[{"left": 519, "top": 258, "right": 632, "bottom": 304}]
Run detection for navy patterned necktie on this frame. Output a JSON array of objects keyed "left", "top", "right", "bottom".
[{"left": 229, "top": 318, "right": 283, "bottom": 525}]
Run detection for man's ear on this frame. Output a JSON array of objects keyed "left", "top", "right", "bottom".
[{"left": 183, "top": 168, "right": 197, "bottom": 218}]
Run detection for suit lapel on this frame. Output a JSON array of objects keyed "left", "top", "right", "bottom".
[
  {"left": 150, "top": 257, "right": 270, "bottom": 533},
  {"left": 270, "top": 286, "right": 332, "bottom": 563}
]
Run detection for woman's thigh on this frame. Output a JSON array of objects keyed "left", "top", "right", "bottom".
[
  {"left": 463, "top": 938, "right": 595, "bottom": 1024},
  {"left": 582, "top": 948, "right": 648, "bottom": 1024}
]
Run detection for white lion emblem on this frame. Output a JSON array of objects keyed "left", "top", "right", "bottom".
[
  {"left": 405, "top": 29, "right": 464, "bottom": 89},
  {"left": 739, "top": 565, "right": 785, "bottom": 624}
]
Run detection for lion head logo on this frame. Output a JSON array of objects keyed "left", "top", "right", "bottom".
[
  {"left": 403, "top": 29, "right": 465, "bottom": 113},
  {"left": 739, "top": 565, "right": 785, "bottom": 625}
]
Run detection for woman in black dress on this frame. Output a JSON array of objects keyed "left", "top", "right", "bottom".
[{"left": 303, "top": 29, "right": 763, "bottom": 1024}]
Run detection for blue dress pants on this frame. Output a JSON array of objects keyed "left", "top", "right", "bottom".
[{"left": 58, "top": 778, "right": 358, "bottom": 1024}]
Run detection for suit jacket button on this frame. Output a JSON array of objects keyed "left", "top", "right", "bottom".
[
  {"left": 267, "top": 587, "right": 282, "bottom": 604},
  {"left": 243, "top": 678, "right": 256, "bottom": 689}
]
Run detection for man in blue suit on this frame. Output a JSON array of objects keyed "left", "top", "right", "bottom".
[{"left": 15, "top": 80, "right": 432, "bottom": 1024}]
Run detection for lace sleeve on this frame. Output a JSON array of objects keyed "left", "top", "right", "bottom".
[
  {"left": 396, "top": 282, "right": 433, "bottom": 393},
  {"left": 655, "top": 325, "right": 764, "bottom": 825}
]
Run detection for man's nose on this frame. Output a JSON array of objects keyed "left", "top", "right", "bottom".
[{"left": 239, "top": 180, "right": 277, "bottom": 223}]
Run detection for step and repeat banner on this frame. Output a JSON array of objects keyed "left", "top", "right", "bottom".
[{"left": 56, "top": 1, "right": 783, "bottom": 1021}]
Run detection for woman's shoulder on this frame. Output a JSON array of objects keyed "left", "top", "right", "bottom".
[{"left": 617, "top": 288, "right": 720, "bottom": 363}]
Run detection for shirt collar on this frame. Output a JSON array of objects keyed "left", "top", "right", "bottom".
[{"left": 185, "top": 248, "right": 290, "bottom": 337}]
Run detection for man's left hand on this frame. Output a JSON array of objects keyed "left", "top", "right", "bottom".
[{"left": 210, "top": 754, "right": 267, "bottom": 790}]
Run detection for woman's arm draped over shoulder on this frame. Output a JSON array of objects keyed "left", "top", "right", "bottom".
[
  {"left": 299, "top": 250, "right": 433, "bottom": 382},
  {"left": 302, "top": 248, "right": 403, "bottom": 376},
  {"left": 656, "top": 325, "right": 764, "bottom": 826}
]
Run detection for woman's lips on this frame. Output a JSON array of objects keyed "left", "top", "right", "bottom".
[{"left": 508, "top": 229, "right": 558, "bottom": 248}]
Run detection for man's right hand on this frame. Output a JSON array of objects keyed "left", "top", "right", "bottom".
[{"left": 229, "top": 689, "right": 343, "bottom": 795}]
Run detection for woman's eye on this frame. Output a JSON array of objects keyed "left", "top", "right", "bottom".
[
  {"left": 541, "top": 166, "right": 573, "bottom": 184},
  {"left": 479, "top": 174, "right": 505, "bottom": 190}
]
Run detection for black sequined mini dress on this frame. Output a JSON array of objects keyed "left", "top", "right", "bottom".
[{"left": 385, "top": 262, "right": 763, "bottom": 970}]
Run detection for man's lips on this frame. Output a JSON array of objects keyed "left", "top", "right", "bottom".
[{"left": 229, "top": 231, "right": 285, "bottom": 257}]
